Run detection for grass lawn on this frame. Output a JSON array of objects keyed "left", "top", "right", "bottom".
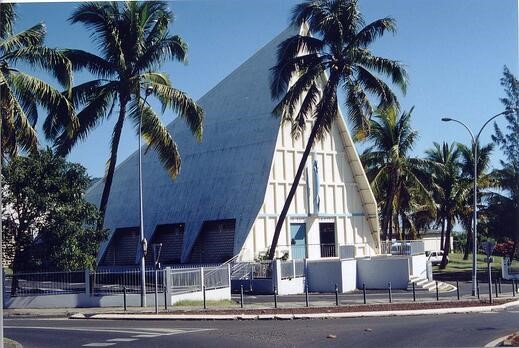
[
  {"left": 173, "top": 299, "right": 236, "bottom": 307},
  {"left": 433, "top": 253, "right": 505, "bottom": 281}
]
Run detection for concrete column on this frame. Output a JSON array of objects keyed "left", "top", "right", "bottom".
[{"left": 84, "top": 269, "right": 90, "bottom": 296}]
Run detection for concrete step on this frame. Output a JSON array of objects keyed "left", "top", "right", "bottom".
[{"left": 408, "top": 276, "right": 457, "bottom": 293}]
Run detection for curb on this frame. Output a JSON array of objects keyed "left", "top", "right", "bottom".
[
  {"left": 484, "top": 335, "right": 508, "bottom": 347},
  {"left": 5, "top": 338, "right": 23, "bottom": 348},
  {"left": 83, "top": 299, "right": 519, "bottom": 321}
]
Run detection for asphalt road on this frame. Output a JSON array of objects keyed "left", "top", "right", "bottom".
[{"left": 6, "top": 306, "right": 519, "bottom": 347}]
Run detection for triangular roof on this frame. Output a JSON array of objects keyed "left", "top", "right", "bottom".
[{"left": 87, "top": 25, "right": 379, "bottom": 263}]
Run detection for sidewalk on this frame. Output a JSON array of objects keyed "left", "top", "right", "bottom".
[{"left": 7, "top": 296, "right": 519, "bottom": 321}]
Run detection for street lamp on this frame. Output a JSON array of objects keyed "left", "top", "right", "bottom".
[
  {"left": 139, "top": 85, "right": 154, "bottom": 307},
  {"left": 441, "top": 109, "right": 512, "bottom": 296}
]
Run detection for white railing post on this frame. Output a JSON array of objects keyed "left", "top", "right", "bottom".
[
  {"left": 84, "top": 269, "right": 91, "bottom": 296},
  {"left": 165, "top": 267, "right": 171, "bottom": 306},
  {"left": 304, "top": 258, "right": 309, "bottom": 288},
  {"left": 200, "top": 267, "right": 205, "bottom": 292},
  {"left": 292, "top": 259, "right": 296, "bottom": 279},
  {"left": 273, "top": 260, "right": 281, "bottom": 293},
  {"left": 227, "top": 264, "right": 231, "bottom": 288}
]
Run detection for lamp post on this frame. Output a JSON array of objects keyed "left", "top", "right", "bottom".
[
  {"left": 441, "top": 110, "right": 511, "bottom": 296},
  {"left": 139, "top": 85, "right": 154, "bottom": 307}
]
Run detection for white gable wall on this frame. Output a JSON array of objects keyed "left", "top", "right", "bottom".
[{"left": 241, "top": 119, "right": 377, "bottom": 261}]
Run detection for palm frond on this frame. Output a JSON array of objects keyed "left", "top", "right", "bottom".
[
  {"left": 53, "top": 82, "right": 116, "bottom": 155},
  {"left": 9, "top": 71, "right": 76, "bottom": 136},
  {"left": 63, "top": 49, "right": 115, "bottom": 78},
  {"left": 356, "top": 65, "right": 398, "bottom": 108},
  {"left": 351, "top": 17, "right": 396, "bottom": 48},
  {"left": 6, "top": 46, "right": 72, "bottom": 89},
  {"left": 0, "top": 3, "right": 16, "bottom": 39},
  {"left": 149, "top": 82, "right": 203, "bottom": 141},
  {"left": 135, "top": 35, "right": 187, "bottom": 73},
  {"left": 128, "top": 99, "right": 181, "bottom": 177},
  {"left": 0, "top": 22, "right": 45, "bottom": 51},
  {"left": 358, "top": 53, "right": 408, "bottom": 95}
]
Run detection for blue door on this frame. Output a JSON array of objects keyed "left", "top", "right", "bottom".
[{"left": 290, "top": 223, "right": 307, "bottom": 259}]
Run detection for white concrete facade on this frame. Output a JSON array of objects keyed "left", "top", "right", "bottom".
[{"left": 242, "top": 120, "right": 378, "bottom": 261}]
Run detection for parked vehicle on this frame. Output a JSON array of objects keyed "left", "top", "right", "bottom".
[{"left": 426, "top": 250, "right": 448, "bottom": 265}]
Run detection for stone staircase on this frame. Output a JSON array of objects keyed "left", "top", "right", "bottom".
[{"left": 409, "top": 275, "right": 457, "bottom": 293}]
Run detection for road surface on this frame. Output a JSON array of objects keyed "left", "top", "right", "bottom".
[{"left": 6, "top": 305, "right": 519, "bottom": 347}]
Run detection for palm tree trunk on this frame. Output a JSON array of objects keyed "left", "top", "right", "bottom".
[
  {"left": 388, "top": 212, "right": 394, "bottom": 241},
  {"left": 382, "top": 180, "right": 397, "bottom": 241},
  {"left": 440, "top": 216, "right": 445, "bottom": 251},
  {"left": 267, "top": 118, "right": 322, "bottom": 260},
  {"left": 440, "top": 216, "right": 453, "bottom": 269},
  {"left": 381, "top": 206, "right": 389, "bottom": 241},
  {"left": 97, "top": 97, "right": 128, "bottom": 231},
  {"left": 463, "top": 225, "right": 472, "bottom": 260}
]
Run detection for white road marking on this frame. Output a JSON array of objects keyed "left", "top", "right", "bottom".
[
  {"left": 5, "top": 326, "right": 170, "bottom": 335},
  {"left": 106, "top": 338, "right": 138, "bottom": 342},
  {"left": 82, "top": 344, "right": 116, "bottom": 347},
  {"left": 132, "top": 334, "right": 161, "bottom": 338}
]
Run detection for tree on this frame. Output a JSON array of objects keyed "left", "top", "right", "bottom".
[
  {"left": 425, "top": 142, "right": 468, "bottom": 269},
  {"left": 0, "top": 3, "right": 73, "bottom": 157},
  {"left": 2, "top": 149, "right": 105, "bottom": 276},
  {"left": 362, "top": 107, "right": 434, "bottom": 241},
  {"left": 457, "top": 142, "right": 494, "bottom": 260},
  {"left": 45, "top": 1, "right": 204, "bottom": 229},
  {"left": 267, "top": 0, "right": 407, "bottom": 259},
  {"left": 486, "top": 66, "right": 519, "bottom": 258}
]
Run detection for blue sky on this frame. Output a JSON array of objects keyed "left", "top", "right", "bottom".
[{"left": 15, "top": 0, "right": 519, "bottom": 178}]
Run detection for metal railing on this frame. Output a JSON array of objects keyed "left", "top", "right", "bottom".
[
  {"left": 6, "top": 271, "right": 86, "bottom": 297},
  {"left": 169, "top": 263, "right": 221, "bottom": 269},
  {"left": 276, "top": 243, "right": 339, "bottom": 259},
  {"left": 380, "top": 240, "right": 425, "bottom": 255},
  {"left": 231, "top": 261, "right": 272, "bottom": 280},
  {"left": 91, "top": 268, "right": 164, "bottom": 295},
  {"left": 169, "top": 265, "right": 230, "bottom": 294},
  {"left": 169, "top": 268, "right": 201, "bottom": 294},
  {"left": 280, "top": 260, "right": 305, "bottom": 280},
  {"left": 5, "top": 264, "right": 232, "bottom": 298},
  {"left": 204, "top": 266, "right": 230, "bottom": 290},
  {"left": 320, "top": 243, "right": 337, "bottom": 258}
]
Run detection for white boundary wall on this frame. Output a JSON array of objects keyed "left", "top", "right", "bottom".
[
  {"left": 357, "top": 256, "right": 410, "bottom": 289},
  {"left": 409, "top": 254, "right": 427, "bottom": 278},
  {"left": 306, "top": 259, "right": 356, "bottom": 293}
]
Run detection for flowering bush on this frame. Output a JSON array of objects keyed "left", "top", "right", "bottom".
[{"left": 493, "top": 241, "right": 516, "bottom": 257}]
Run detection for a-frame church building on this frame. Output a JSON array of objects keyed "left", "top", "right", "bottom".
[{"left": 86, "top": 26, "right": 380, "bottom": 267}]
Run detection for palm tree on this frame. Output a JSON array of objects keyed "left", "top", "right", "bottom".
[
  {"left": 362, "top": 107, "right": 434, "bottom": 241},
  {"left": 425, "top": 142, "right": 468, "bottom": 269},
  {"left": 426, "top": 142, "right": 459, "bottom": 251},
  {"left": 0, "top": 3, "right": 73, "bottom": 157},
  {"left": 45, "top": 2, "right": 204, "bottom": 229},
  {"left": 457, "top": 142, "right": 494, "bottom": 260},
  {"left": 267, "top": 0, "right": 407, "bottom": 259}
]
